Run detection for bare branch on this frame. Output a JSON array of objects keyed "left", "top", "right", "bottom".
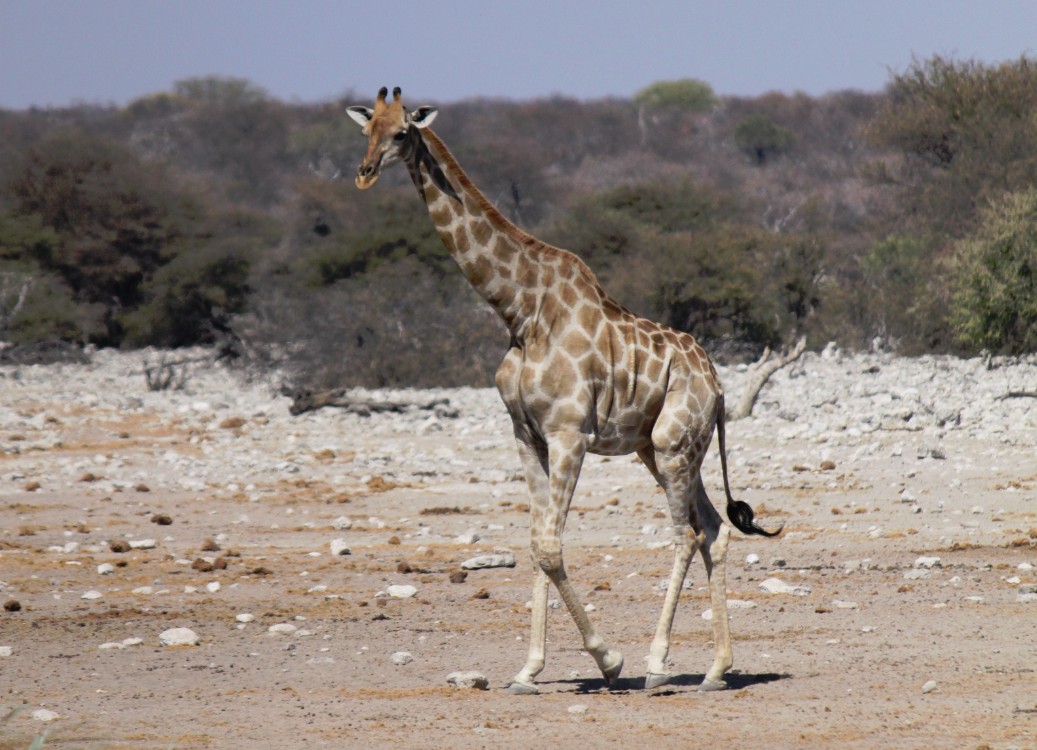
[
  {"left": 283, "top": 386, "right": 458, "bottom": 418},
  {"left": 727, "top": 335, "right": 808, "bottom": 420}
]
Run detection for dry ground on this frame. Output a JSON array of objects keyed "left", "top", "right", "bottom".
[{"left": 1, "top": 351, "right": 1035, "bottom": 749}]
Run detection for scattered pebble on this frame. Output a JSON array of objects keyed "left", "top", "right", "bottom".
[
  {"left": 268, "top": 623, "right": 298, "bottom": 636},
  {"left": 702, "top": 600, "right": 757, "bottom": 620},
  {"left": 97, "top": 562, "right": 115, "bottom": 575},
  {"left": 128, "top": 539, "right": 156, "bottom": 550},
  {"left": 391, "top": 651, "right": 414, "bottom": 665},
  {"left": 4, "top": 600, "right": 22, "bottom": 612},
  {"left": 0, "top": 645, "right": 12, "bottom": 657},
  {"left": 461, "top": 552, "right": 516, "bottom": 570},
  {"left": 922, "top": 680, "right": 938, "bottom": 694},
  {"left": 32, "top": 709, "right": 59, "bottom": 722},
  {"left": 568, "top": 704, "right": 588, "bottom": 715},
  {"left": 236, "top": 613, "right": 255, "bottom": 623},
  {"left": 159, "top": 627, "right": 199, "bottom": 646},
  {"left": 81, "top": 590, "right": 103, "bottom": 600},
  {"left": 914, "top": 556, "right": 941, "bottom": 569},
  {"left": 446, "top": 671, "right": 489, "bottom": 690},
  {"left": 386, "top": 584, "right": 417, "bottom": 599},
  {"left": 759, "top": 578, "right": 811, "bottom": 596},
  {"left": 903, "top": 569, "right": 930, "bottom": 580},
  {"left": 330, "top": 539, "right": 351, "bottom": 556}
]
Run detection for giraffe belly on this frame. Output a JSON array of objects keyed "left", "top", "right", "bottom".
[{"left": 586, "top": 403, "right": 655, "bottom": 456}]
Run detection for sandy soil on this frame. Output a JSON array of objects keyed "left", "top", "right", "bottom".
[{"left": 1, "top": 349, "right": 1035, "bottom": 749}]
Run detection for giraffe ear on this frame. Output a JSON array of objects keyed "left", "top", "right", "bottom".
[
  {"left": 410, "top": 106, "right": 438, "bottom": 129},
  {"left": 346, "top": 106, "right": 373, "bottom": 128}
]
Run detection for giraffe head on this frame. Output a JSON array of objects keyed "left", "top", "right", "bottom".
[{"left": 346, "top": 86, "right": 437, "bottom": 189}]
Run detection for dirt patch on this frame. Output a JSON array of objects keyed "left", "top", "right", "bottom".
[{"left": 1, "top": 350, "right": 1036, "bottom": 748}]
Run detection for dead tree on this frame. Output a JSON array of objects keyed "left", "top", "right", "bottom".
[
  {"left": 727, "top": 335, "right": 807, "bottom": 420},
  {"left": 283, "top": 386, "right": 458, "bottom": 418}
]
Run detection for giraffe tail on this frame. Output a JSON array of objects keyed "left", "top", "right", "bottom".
[{"left": 716, "top": 393, "right": 783, "bottom": 538}]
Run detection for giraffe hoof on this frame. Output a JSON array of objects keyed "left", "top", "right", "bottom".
[
  {"left": 507, "top": 680, "right": 539, "bottom": 695},
  {"left": 601, "top": 650, "right": 624, "bottom": 685},
  {"left": 645, "top": 672, "right": 673, "bottom": 690},
  {"left": 698, "top": 678, "right": 728, "bottom": 692}
]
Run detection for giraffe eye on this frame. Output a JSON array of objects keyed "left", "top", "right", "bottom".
[{"left": 393, "top": 130, "right": 407, "bottom": 141}]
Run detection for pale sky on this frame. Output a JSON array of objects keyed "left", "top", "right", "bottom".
[{"left": 1, "top": 0, "right": 1035, "bottom": 109}]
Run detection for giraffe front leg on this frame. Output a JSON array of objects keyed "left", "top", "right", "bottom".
[
  {"left": 509, "top": 568, "right": 549, "bottom": 694},
  {"left": 645, "top": 525, "right": 701, "bottom": 689},
  {"left": 534, "top": 432, "right": 622, "bottom": 687}
]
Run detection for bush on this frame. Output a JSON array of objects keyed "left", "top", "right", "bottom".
[
  {"left": 120, "top": 240, "right": 252, "bottom": 347},
  {"left": 734, "top": 114, "right": 794, "bottom": 164},
  {"left": 235, "top": 257, "right": 504, "bottom": 389},
  {"left": 867, "top": 55, "right": 1037, "bottom": 239},
  {"left": 634, "top": 79, "right": 717, "bottom": 112},
  {"left": 860, "top": 234, "right": 949, "bottom": 351},
  {"left": 949, "top": 189, "right": 1037, "bottom": 353}
]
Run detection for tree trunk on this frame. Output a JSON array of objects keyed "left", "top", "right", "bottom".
[{"left": 727, "top": 335, "right": 807, "bottom": 420}]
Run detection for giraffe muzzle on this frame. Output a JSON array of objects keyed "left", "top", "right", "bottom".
[{"left": 356, "top": 161, "right": 380, "bottom": 190}]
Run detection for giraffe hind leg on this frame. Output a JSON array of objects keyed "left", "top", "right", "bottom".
[{"left": 696, "top": 478, "right": 733, "bottom": 689}]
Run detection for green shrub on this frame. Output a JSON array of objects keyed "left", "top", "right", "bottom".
[
  {"left": 634, "top": 79, "right": 717, "bottom": 112},
  {"left": 120, "top": 241, "right": 252, "bottom": 347},
  {"left": 950, "top": 189, "right": 1037, "bottom": 353},
  {"left": 734, "top": 114, "right": 794, "bottom": 164}
]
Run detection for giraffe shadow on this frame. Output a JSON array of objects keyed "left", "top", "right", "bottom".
[{"left": 557, "top": 671, "right": 790, "bottom": 694}]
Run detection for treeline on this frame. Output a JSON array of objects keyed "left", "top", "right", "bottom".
[{"left": 1, "top": 56, "right": 1036, "bottom": 387}]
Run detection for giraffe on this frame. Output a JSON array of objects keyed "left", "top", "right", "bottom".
[{"left": 347, "top": 87, "right": 782, "bottom": 694}]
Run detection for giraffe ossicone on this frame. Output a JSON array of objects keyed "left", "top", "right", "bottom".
[{"left": 347, "top": 87, "right": 783, "bottom": 694}]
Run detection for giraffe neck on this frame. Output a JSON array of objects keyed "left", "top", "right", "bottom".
[{"left": 403, "top": 127, "right": 559, "bottom": 338}]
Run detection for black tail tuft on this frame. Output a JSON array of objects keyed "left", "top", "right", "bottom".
[{"left": 726, "top": 498, "right": 783, "bottom": 538}]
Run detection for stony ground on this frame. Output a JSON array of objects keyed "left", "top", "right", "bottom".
[{"left": 1, "top": 347, "right": 1035, "bottom": 749}]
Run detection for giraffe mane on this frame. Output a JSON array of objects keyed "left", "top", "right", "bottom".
[{"left": 419, "top": 127, "right": 596, "bottom": 274}]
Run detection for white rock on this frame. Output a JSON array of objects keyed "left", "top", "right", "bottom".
[
  {"left": 132, "top": 586, "right": 154, "bottom": 595},
  {"left": 1017, "top": 592, "right": 1037, "bottom": 604},
  {"left": 914, "top": 556, "right": 941, "bottom": 568},
  {"left": 128, "top": 538, "right": 157, "bottom": 549},
  {"left": 391, "top": 651, "right": 414, "bottom": 665},
  {"left": 759, "top": 578, "right": 811, "bottom": 596},
  {"left": 81, "top": 590, "right": 103, "bottom": 600},
  {"left": 745, "top": 553, "right": 760, "bottom": 566},
  {"left": 454, "top": 530, "right": 481, "bottom": 545},
  {"left": 386, "top": 584, "right": 417, "bottom": 599},
  {"left": 97, "top": 562, "right": 115, "bottom": 575},
  {"left": 461, "top": 553, "right": 516, "bottom": 570},
  {"left": 702, "top": 600, "right": 756, "bottom": 620},
  {"left": 331, "top": 516, "right": 353, "bottom": 530},
  {"left": 568, "top": 704, "right": 588, "bottom": 715},
  {"left": 0, "top": 645, "right": 12, "bottom": 657},
  {"left": 205, "top": 581, "right": 221, "bottom": 593},
  {"left": 98, "top": 641, "right": 125, "bottom": 650},
  {"left": 32, "top": 709, "right": 59, "bottom": 722},
  {"left": 236, "top": 613, "right": 255, "bottom": 623},
  {"left": 921, "top": 680, "right": 938, "bottom": 694},
  {"left": 833, "top": 600, "right": 859, "bottom": 609},
  {"left": 446, "top": 671, "right": 489, "bottom": 690},
  {"left": 330, "top": 539, "right": 351, "bottom": 556},
  {"left": 268, "top": 623, "right": 298, "bottom": 635},
  {"left": 122, "top": 637, "right": 143, "bottom": 647},
  {"left": 159, "top": 627, "right": 199, "bottom": 646},
  {"left": 903, "top": 569, "right": 930, "bottom": 580}
]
